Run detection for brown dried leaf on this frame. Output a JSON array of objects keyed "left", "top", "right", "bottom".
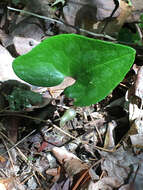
[
  {"left": 46, "top": 168, "right": 59, "bottom": 176},
  {"left": 52, "top": 147, "right": 79, "bottom": 164},
  {"left": 64, "top": 158, "right": 89, "bottom": 177},
  {"left": 0, "top": 155, "right": 6, "bottom": 163},
  {"left": 117, "top": 0, "right": 133, "bottom": 26},
  {"left": 52, "top": 147, "right": 89, "bottom": 177}
]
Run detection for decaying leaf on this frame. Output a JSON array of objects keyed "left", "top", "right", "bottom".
[
  {"left": 104, "top": 121, "right": 116, "bottom": 149},
  {"left": 52, "top": 147, "right": 89, "bottom": 177},
  {"left": 88, "top": 176, "right": 123, "bottom": 190},
  {"left": 13, "top": 36, "right": 40, "bottom": 55},
  {"left": 125, "top": 66, "right": 143, "bottom": 147}
]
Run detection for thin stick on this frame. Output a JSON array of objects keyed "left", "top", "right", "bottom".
[
  {"left": 53, "top": 124, "right": 77, "bottom": 140},
  {"left": 0, "top": 130, "right": 36, "bottom": 156},
  {"left": 7, "top": 6, "right": 116, "bottom": 41},
  {"left": 33, "top": 171, "right": 41, "bottom": 187},
  {"left": 21, "top": 174, "right": 34, "bottom": 185},
  {"left": 0, "top": 113, "right": 78, "bottom": 141},
  {"left": 0, "top": 113, "right": 118, "bottom": 152},
  {"left": 135, "top": 23, "right": 143, "bottom": 41},
  {"left": 1, "top": 136, "right": 15, "bottom": 169}
]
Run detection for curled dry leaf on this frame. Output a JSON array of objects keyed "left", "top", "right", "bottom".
[
  {"left": 64, "top": 158, "right": 89, "bottom": 177},
  {"left": 125, "top": 66, "right": 143, "bottom": 147},
  {"left": 52, "top": 147, "right": 80, "bottom": 164},
  {"left": 104, "top": 121, "right": 116, "bottom": 149},
  {"left": 126, "top": 66, "right": 143, "bottom": 121},
  {"left": 52, "top": 147, "right": 89, "bottom": 177},
  {"left": 46, "top": 168, "right": 59, "bottom": 176},
  {"left": 46, "top": 167, "right": 61, "bottom": 183}
]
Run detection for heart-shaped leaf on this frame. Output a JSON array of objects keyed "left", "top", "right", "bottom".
[{"left": 12, "top": 34, "right": 135, "bottom": 106}]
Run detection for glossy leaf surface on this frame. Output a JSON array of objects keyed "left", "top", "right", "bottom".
[{"left": 12, "top": 34, "right": 135, "bottom": 106}]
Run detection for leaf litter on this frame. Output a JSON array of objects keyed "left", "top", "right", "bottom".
[{"left": 0, "top": 0, "right": 143, "bottom": 189}]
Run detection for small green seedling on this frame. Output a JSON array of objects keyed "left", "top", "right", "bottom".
[
  {"left": 60, "top": 108, "right": 76, "bottom": 127},
  {"left": 12, "top": 34, "right": 136, "bottom": 107}
]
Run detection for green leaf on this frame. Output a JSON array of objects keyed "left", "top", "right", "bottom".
[
  {"left": 12, "top": 34, "right": 135, "bottom": 106},
  {"left": 117, "top": 28, "right": 140, "bottom": 43}
]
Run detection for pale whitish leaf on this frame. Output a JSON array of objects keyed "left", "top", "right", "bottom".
[{"left": 52, "top": 0, "right": 65, "bottom": 6}]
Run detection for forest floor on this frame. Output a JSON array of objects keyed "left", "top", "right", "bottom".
[{"left": 0, "top": 0, "right": 143, "bottom": 189}]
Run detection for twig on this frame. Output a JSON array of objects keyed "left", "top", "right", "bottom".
[
  {"left": 0, "top": 113, "right": 78, "bottom": 141},
  {"left": 0, "top": 113, "right": 118, "bottom": 152},
  {"left": 0, "top": 169, "right": 8, "bottom": 178},
  {"left": 1, "top": 136, "right": 15, "bottom": 170},
  {"left": 132, "top": 164, "right": 140, "bottom": 184},
  {"left": 0, "top": 131, "right": 28, "bottom": 162},
  {"left": 90, "top": 158, "right": 103, "bottom": 169},
  {"left": 7, "top": 6, "right": 116, "bottom": 41},
  {"left": 21, "top": 174, "right": 34, "bottom": 184},
  {"left": 90, "top": 115, "right": 103, "bottom": 144},
  {"left": 53, "top": 124, "right": 77, "bottom": 140},
  {"left": 33, "top": 171, "right": 41, "bottom": 187},
  {"left": 101, "top": 0, "right": 120, "bottom": 33},
  {"left": 0, "top": 130, "right": 36, "bottom": 156},
  {"left": 0, "top": 131, "right": 46, "bottom": 183},
  {"left": 135, "top": 23, "right": 143, "bottom": 41}
]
